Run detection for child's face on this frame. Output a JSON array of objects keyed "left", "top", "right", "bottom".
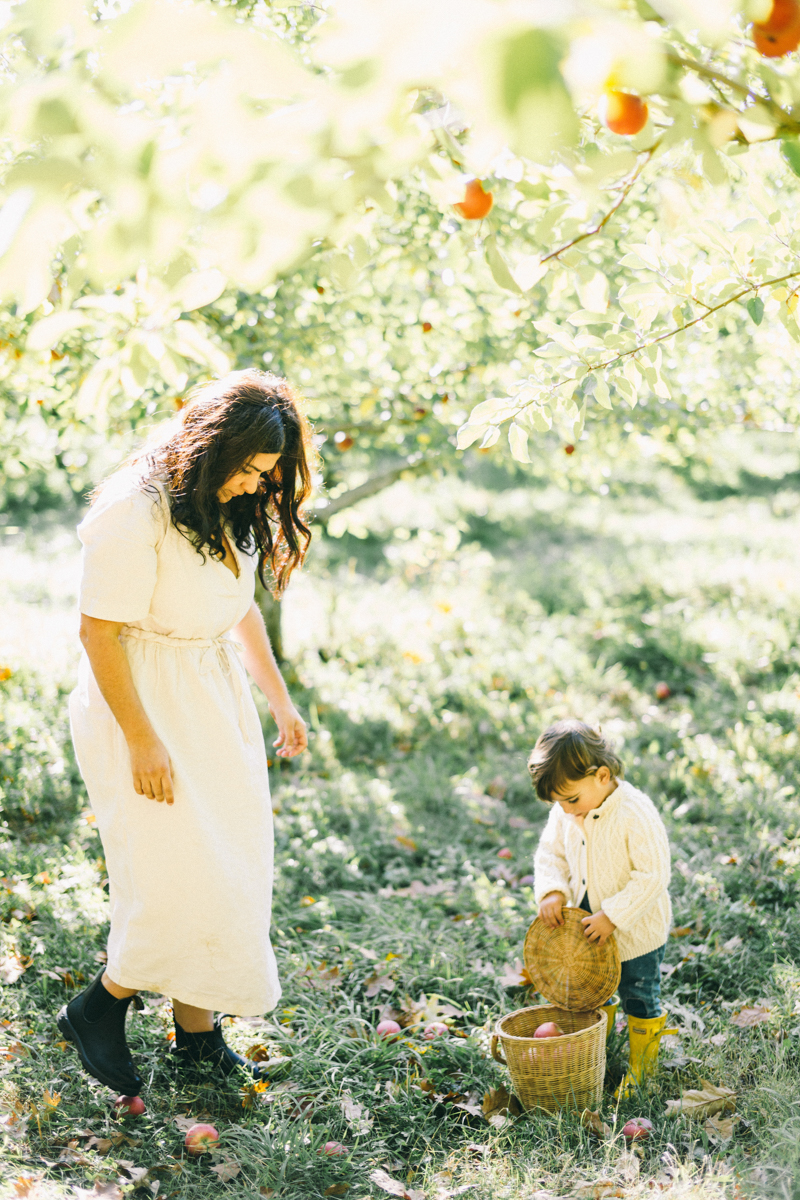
[{"left": 551, "top": 765, "right": 615, "bottom": 816}]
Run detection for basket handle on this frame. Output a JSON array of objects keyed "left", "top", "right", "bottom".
[{"left": 490, "top": 1034, "right": 505, "bottom": 1064}]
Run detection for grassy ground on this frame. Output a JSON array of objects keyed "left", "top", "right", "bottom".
[{"left": 3, "top": 446, "right": 800, "bottom": 1199}]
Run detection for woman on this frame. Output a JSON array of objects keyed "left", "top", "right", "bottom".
[{"left": 59, "top": 369, "right": 312, "bottom": 1096}]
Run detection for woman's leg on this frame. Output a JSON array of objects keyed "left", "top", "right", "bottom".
[
  {"left": 172, "top": 1000, "right": 215, "bottom": 1032},
  {"left": 103, "top": 973, "right": 138, "bottom": 1000}
]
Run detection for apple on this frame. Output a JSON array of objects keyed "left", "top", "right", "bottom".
[
  {"left": 533, "top": 1021, "right": 563, "bottom": 1038},
  {"left": 376, "top": 1019, "right": 402, "bottom": 1040},
  {"left": 655, "top": 681, "right": 671, "bottom": 700},
  {"left": 497, "top": 847, "right": 513, "bottom": 859},
  {"left": 422, "top": 1021, "right": 449, "bottom": 1040},
  {"left": 599, "top": 90, "right": 649, "bottom": 136},
  {"left": 184, "top": 1123, "right": 220, "bottom": 1156},
  {"left": 753, "top": 0, "right": 800, "bottom": 56},
  {"left": 114, "top": 1095, "right": 145, "bottom": 1117},
  {"left": 623, "top": 1117, "right": 653, "bottom": 1141},
  {"left": 454, "top": 179, "right": 493, "bottom": 220},
  {"left": 322, "top": 1141, "right": 348, "bottom": 1157}
]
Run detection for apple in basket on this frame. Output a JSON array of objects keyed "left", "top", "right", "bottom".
[{"left": 533, "top": 1021, "right": 564, "bottom": 1038}]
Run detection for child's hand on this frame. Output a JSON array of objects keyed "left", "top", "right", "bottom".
[
  {"left": 581, "top": 910, "right": 616, "bottom": 946},
  {"left": 538, "top": 891, "right": 566, "bottom": 929}
]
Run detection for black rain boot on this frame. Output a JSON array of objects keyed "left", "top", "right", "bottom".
[
  {"left": 57, "top": 968, "right": 143, "bottom": 1096},
  {"left": 173, "top": 1016, "right": 268, "bottom": 1079}
]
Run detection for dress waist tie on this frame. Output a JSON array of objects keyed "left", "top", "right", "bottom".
[{"left": 119, "top": 628, "right": 253, "bottom": 744}]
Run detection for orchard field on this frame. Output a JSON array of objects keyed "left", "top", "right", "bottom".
[{"left": 3, "top": 438, "right": 800, "bottom": 1200}]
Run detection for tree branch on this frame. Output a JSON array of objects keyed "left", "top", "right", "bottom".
[
  {"left": 667, "top": 51, "right": 800, "bottom": 136},
  {"left": 540, "top": 145, "right": 659, "bottom": 266},
  {"left": 314, "top": 456, "right": 435, "bottom": 522}
]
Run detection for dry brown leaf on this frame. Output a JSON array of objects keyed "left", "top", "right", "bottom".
[
  {"left": 580, "top": 1109, "right": 612, "bottom": 1138},
  {"left": 259, "top": 1190, "right": 275, "bottom": 1198},
  {"left": 573, "top": 1182, "right": 625, "bottom": 1199},
  {"left": 0, "top": 950, "right": 29, "bottom": 984},
  {"left": 481, "top": 1085, "right": 521, "bottom": 1126},
  {"left": 399, "top": 992, "right": 464, "bottom": 1027},
  {"left": 363, "top": 971, "right": 396, "bottom": 998},
  {"left": 497, "top": 958, "right": 534, "bottom": 988},
  {"left": 172, "top": 1116, "right": 199, "bottom": 1133},
  {"left": 209, "top": 1162, "right": 241, "bottom": 1182},
  {"left": 395, "top": 836, "right": 418, "bottom": 851},
  {"left": 670, "top": 927, "right": 694, "bottom": 938},
  {"left": 704, "top": 1112, "right": 739, "bottom": 1141},
  {"left": 369, "top": 1167, "right": 424, "bottom": 1200},
  {"left": 730, "top": 1005, "right": 772, "bottom": 1028},
  {"left": 340, "top": 1094, "right": 373, "bottom": 1136},
  {"left": 665, "top": 1079, "right": 736, "bottom": 1119},
  {"left": 324, "top": 1187, "right": 350, "bottom": 1197}
]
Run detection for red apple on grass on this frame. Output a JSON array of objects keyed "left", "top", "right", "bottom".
[
  {"left": 623, "top": 1117, "right": 653, "bottom": 1141},
  {"left": 376, "top": 1019, "right": 402, "bottom": 1040},
  {"left": 497, "top": 847, "right": 513, "bottom": 859},
  {"left": 533, "top": 1022, "right": 563, "bottom": 1038},
  {"left": 184, "top": 1123, "right": 220, "bottom": 1155},
  {"left": 322, "top": 1141, "right": 348, "bottom": 1157},
  {"left": 422, "top": 1021, "right": 449, "bottom": 1040},
  {"left": 114, "top": 1095, "right": 146, "bottom": 1117}
]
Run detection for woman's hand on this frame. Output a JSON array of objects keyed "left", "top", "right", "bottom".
[
  {"left": 581, "top": 910, "right": 616, "bottom": 946},
  {"left": 538, "top": 891, "right": 566, "bottom": 929},
  {"left": 128, "top": 733, "right": 175, "bottom": 804},
  {"left": 270, "top": 703, "right": 308, "bottom": 758}
]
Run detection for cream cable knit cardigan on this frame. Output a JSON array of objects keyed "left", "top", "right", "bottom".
[{"left": 533, "top": 779, "right": 673, "bottom": 962}]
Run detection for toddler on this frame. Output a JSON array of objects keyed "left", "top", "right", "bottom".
[{"left": 529, "top": 719, "right": 673, "bottom": 1093}]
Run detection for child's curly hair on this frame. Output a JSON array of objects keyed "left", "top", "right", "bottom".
[{"left": 528, "top": 719, "right": 623, "bottom": 802}]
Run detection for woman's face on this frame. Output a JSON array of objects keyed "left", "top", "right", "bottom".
[{"left": 217, "top": 452, "right": 281, "bottom": 503}]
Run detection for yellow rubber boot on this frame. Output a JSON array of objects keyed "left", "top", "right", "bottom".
[
  {"left": 600, "top": 1002, "right": 618, "bottom": 1043},
  {"left": 615, "top": 1011, "right": 677, "bottom": 1098}
]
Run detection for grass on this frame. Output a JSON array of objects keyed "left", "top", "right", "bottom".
[{"left": 3, "top": 448, "right": 800, "bottom": 1198}]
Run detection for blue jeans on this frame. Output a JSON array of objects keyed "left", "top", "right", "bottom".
[{"left": 579, "top": 892, "right": 665, "bottom": 1019}]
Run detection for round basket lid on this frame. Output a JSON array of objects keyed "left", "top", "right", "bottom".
[{"left": 523, "top": 908, "right": 621, "bottom": 1011}]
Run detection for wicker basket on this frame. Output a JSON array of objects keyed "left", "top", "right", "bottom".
[
  {"left": 523, "top": 908, "right": 621, "bottom": 1011},
  {"left": 491, "top": 1004, "right": 607, "bottom": 1113}
]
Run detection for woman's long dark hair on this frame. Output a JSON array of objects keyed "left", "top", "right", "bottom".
[{"left": 109, "top": 370, "right": 315, "bottom": 596}]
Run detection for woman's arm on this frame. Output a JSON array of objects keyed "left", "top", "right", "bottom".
[
  {"left": 231, "top": 601, "right": 308, "bottom": 758},
  {"left": 79, "top": 615, "right": 175, "bottom": 804}
]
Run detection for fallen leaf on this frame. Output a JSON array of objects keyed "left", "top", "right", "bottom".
[
  {"left": 731, "top": 1005, "right": 772, "bottom": 1028},
  {"left": 704, "top": 1113, "right": 739, "bottom": 1141},
  {"left": 369, "top": 1168, "right": 425, "bottom": 1200},
  {"left": 722, "top": 935, "right": 743, "bottom": 953},
  {"left": 497, "top": 958, "right": 534, "bottom": 988},
  {"left": 117, "top": 1166, "right": 149, "bottom": 1185},
  {"left": 580, "top": 1109, "right": 612, "bottom": 1138},
  {"left": 42, "top": 1090, "right": 60, "bottom": 1111},
  {"left": 0, "top": 950, "right": 29, "bottom": 984},
  {"left": 172, "top": 1116, "right": 199, "bottom": 1133},
  {"left": 363, "top": 971, "right": 396, "bottom": 999},
  {"left": 530, "top": 1192, "right": 562, "bottom": 1200},
  {"left": 74, "top": 1185, "right": 123, "bottom": 1200},
  {"left": 709, "top": 1033, "right": 727, "bottom": 1047},
  {"left": 209, "top": 1162, "right": 241, "bottom": 1182},
  {"left": 399, "top": 992, "right": 463, "bottom": 1028},
  {"left": 259, "top": 1191, "right": 275, "bottom": 1199},
  {"left": 12, "top": 1176, "right": 41, "bottom": 1197},
  {"left": 670, "top": 927, "right": 694, "bottom": 938},
  {"left": 481, "top": 1086, "right": 520, "bottom": 1126},
  {"left": 341, "top": 1094, "right": 373, "bottom": 1136},
  {"left": 324, "top": 1187, "right": 350, "bottom": 1197},
  {"left": 395, "top": 836, "right": 418, "bottom": 851},
  {"left": 573, "top": 1182, "right": 625, "bottom": 1200},
  {"left": 665, "top": 1079, "right": 736, "bottom": 1119}
]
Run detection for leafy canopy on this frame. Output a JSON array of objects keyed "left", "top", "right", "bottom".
[{"left": 4, "top": 0, "right": 800, "bottom": 493}]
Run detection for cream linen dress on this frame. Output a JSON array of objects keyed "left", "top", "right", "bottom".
[{"left": 69, "top": 468, "right": 281, "bottom": 1015}]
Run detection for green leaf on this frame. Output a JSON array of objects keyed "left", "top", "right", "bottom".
[
  {"left": 508, "top": 422, "right": 531, "bottom": 463},
  {"left": 468, "top": 396, "right": 520, "bottom": 425},
  {"left": 594, "top": 380, "right": 613, "bottom": 410},
  {"left": 171, "top": 269, "right": 227, "bottom": 313},
  {"left": 746, "top": 296, "right": 764, "bottom": 326},
  {"left": 782, "top": 140, "right": 800, "bottom": 178},
  {"left": 27, "top": 311, "right": 90, "bottom": 352},
  {"left": 457, "top": 423, "right": 487, "bottom": 450},
  {"left": 484, "top": 236, "right": 522, "bottom": 295}
]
